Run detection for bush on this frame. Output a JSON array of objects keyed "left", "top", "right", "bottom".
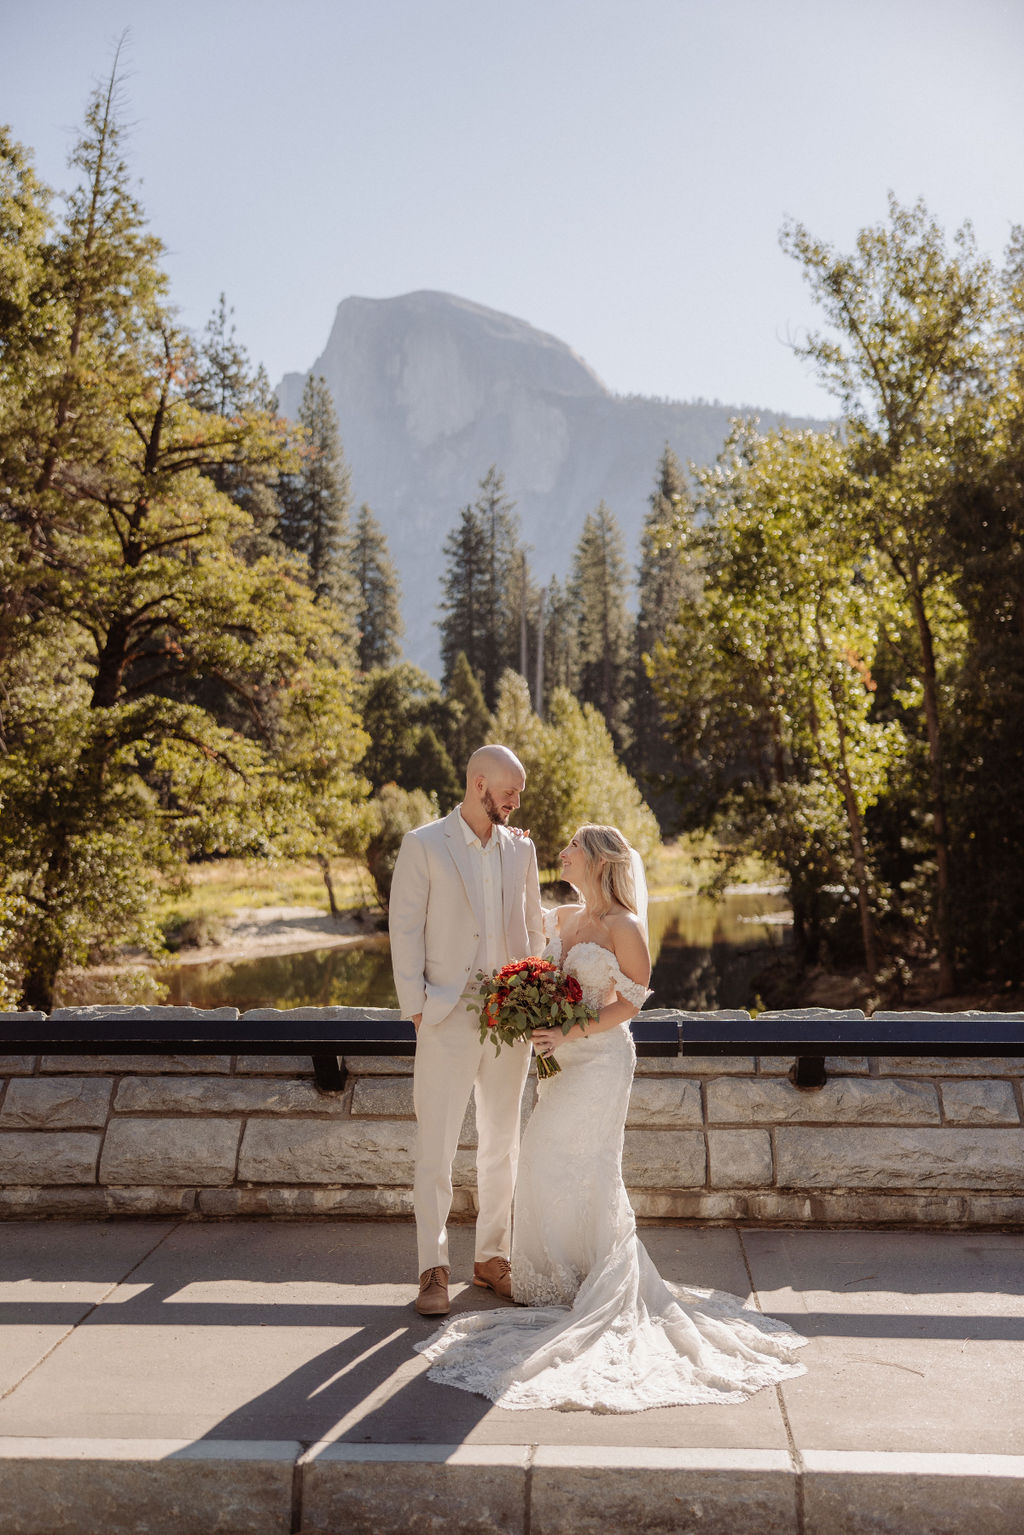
[{"left": 365, "top": 785, "right": 437, "bottom": 907}]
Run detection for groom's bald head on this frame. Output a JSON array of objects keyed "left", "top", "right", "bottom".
[
  {"left": 463, "top": 744, "right": 526, "bottom": 834},
  {"left": 465, "top": 744, "right": 525, "bottom": 788}
]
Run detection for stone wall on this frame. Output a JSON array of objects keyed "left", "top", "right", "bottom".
[{"left": 2, "top": 1007, "right": 1023, "bottom": 1225}]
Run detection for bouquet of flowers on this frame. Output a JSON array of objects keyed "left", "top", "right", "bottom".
[{"left": 468, "top": 956, "right": 592, "bottom": 1078}]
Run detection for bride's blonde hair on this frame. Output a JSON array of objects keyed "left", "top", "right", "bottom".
[{"left": 576, "top": 824, "right": 637, "bottom": 918}]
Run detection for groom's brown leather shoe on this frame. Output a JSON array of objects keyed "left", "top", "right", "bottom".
[
  {"left": 415, "top": 1266, "right": 450, "bottom": 1316},
  {"left": 473, "top": 1255, "right": 514, "bottom": 1300}
]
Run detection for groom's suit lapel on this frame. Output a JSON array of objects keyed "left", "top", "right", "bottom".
[
  {"left": 497, "top": 826, "right": 518, "bottom": 934},
  {"left": 443, "top": 810, "right": 517, "bottom": 935},
  {"left": 443, "top": 808, "right": 480, "bottom": 917}
]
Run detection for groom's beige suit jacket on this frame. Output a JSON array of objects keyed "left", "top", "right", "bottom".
[{"left": 390, "top": 807, "right": 545, "bottom": 1028}]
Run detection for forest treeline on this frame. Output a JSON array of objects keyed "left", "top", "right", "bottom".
[
  {"left": 0, "top": 68, "right": 656, "bottom": 1010},
  {"left": 3, "top": 65, "right": 1022, "bottom": 1010}
]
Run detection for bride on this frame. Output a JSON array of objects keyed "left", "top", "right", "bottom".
[{"left": 415, "top": 823, "right": 807, "bottom": 1411}]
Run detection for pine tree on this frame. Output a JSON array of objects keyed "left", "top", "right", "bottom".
[
  {"left": 278, "top": 375, "right": 356, "bottom": 612},
  {"left": 443, "top": 650, "right": 491, "bottom": 770},
  {"left": 535, "top": 576, "right": 578, "bottom": 712},
  {"left": 570, "top": 503, "right": 633, "bottom": 752},
  {"left": 476, "top": 466, "right": 525, "bottom": 706},
  {"left": 438, "top": 466, "right": 524, "bottom": 708},
  {"left": 629, "top": 446, "right": 698, "bottom": 823},
  {"left": 439, "top": 502, "right": 487, "bottom": 687},
  {"left": 350, "top": 502, "right": 402, "bottom": 671},
  {"left": 188, "top": 292, "right": 281, "bottom": 543}
]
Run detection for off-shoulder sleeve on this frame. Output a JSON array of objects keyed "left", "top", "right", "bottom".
[
  {"left": 541, "top": 907, "right": 561, "bottom": 960},
  {"left": 613, "top": 968, "right": 652, "bottom": 1009}
]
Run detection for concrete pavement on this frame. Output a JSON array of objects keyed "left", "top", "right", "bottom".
[{"left": 0, "top": 1218, "right": 1022, "bottom": 1533}]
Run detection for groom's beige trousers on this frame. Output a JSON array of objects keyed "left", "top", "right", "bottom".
[{"left": 413, "top": 1006, "right": 532, "bottom": 1275}]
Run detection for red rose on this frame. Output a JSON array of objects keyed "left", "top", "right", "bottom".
[{"left": 564, "top": 976, "right": 583, "bottom": 1004}]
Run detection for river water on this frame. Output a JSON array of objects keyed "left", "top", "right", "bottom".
[{"left": 159, "top": 886, "right": 792, "bottom": 1013}]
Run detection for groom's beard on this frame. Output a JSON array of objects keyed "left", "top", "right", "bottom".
[{"left": 482, "top": 790, "right": 511, "bottom": 826}]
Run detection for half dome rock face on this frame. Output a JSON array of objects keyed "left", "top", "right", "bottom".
[{"left": 276, "top": 291, "right": 824, "bottom": 672}]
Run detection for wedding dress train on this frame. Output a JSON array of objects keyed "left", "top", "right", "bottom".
[{"left": 415, "top": 922, "right": 807, "bottom": 1411}]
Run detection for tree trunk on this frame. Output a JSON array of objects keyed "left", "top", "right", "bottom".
[
  {"left": 909, "top": 582, "right": 955, "bottom": 994},
  {"left": 816, "top": 617, "right": 878, "bottom": 980},
  {"left": 835, "top": 741, "right": 878, "bottom": 981},
  {"left": 317, "top": 852, "right": 340, "bottom": 919},
  {"left": 20, "top": 939, "right": 62, "bottom": 1013},
  {"left": 534, "top": 585, "right": 546, "bottom": 718}
]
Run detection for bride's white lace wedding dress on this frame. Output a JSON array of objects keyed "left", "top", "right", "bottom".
[{"left": 415, "top": 916, "right": 807, "bottom": 1411}]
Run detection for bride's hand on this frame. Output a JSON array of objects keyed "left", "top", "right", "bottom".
[{"left": 531, "top": 1026, "right": 560, "bottom": 1059}]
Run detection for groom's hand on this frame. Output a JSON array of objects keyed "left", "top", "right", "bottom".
[{"left": 412, "top": 1013, "right": 422, "bottom": 1033}]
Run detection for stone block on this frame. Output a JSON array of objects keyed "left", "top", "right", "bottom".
[
  {"left": 941, "top": 1078, "right": 1020, "bottom": 1126},
  {"left": 0, "top": 1076, "right": 112, "bottom": 1129},
  {"left": 0, "top": 1186, "right": 197, "bottom": 1217},
  {"left": 0, "top": 1012, "right": 45, "bottom": 1022},
  {"left": 302, "top": 1443, "right": 529, "bottom": 1535},
  {"left": 775, "top": 1126, "right": 1024, "bottom": 1189},
  {"left": 349, "top": 1074, "right": 482, "bottom": 1147},
  {"left": 49, "top": 1004, "right": 240, "bottom": 1020},
  {"left": 234, "top": 1055, "right": 314, "bottom": 1075},
  {"left": 40, "top": 1055, "right": 233, "bottom": 1074},
  {"left": 676, "top": 1009, "right": 753, "bottom": 1021},
  {"left": 0, "top": 1132, "right": 100, "bottom": 1184},
  {"left": 708, "top": 1129, "right": 773, "bottom": 1187},
  {"left": 198, "top": 1185, "right": 415, "bottom": 1217},
  {"left": 0, "top": 1437, "right": 297, "bottom": 1535},
  {"left": 802, "top": 1449, "right": 1024, "bottom": 1535},
  {"left": 625, "top": 1077, "right": 702, "bottom": 1127},
  {"left": 707, "top": 1075, "right": 939, "bottom": 1125},
  {"left": 622, "top": 1129, "right": 706, "bottom": 1188},
  {"left": 350, "top": 1075, "right": 416, "bottom": 1118},
  {"left": 0, "top": 1055, "right": 40, "bottom": 1074},
  {"left": 755, "top": 1007, "right": 867, "bottom": 1021},
  {"left": 241, "top": 1005, "right": 402, "bottom": 1021},
  {"left": 757, "top": 1055, "right": 870, "bottom": 1076},
  {"left": 639, "top": 1054, "right": 755, "bottom": 1075},
  {"left": 871, "top": 1009, "right": 1024, "bottom": 1023},
  {"left": 531, "top": 1447, "right": 797, "bottom": 1535},
  {"left": 239, "top": 1116, "right": 477, "bottom": 1186},
  {"left": 339, "top": 1055, "right": 414, "bottom": 1075},
  {"left": 112, "top": 1076, "right": 336, "bottom": 1115},
  {"left": 877, "top": 1056, "right": 1022, "bottom": 1077},
  {"left": 99, "top": 1118, "right": 240, "bottom": 1185}
]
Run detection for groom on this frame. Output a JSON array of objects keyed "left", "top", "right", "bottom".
[{"left": 389, "top": 744, "right": 544, "bottom": 1316}]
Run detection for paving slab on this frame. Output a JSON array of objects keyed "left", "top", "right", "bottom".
[
  {"left": 742, "top": 1228, "right": 1024, "bottom": 1455},
  {"left": 1, "top": 1218, "right": 1023, "bottom": 1534},
  {"left": 0, "top": 1220, "right": 177, "bottom": 1398}
]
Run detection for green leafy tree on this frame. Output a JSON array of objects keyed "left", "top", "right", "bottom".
[
  {"left": 781, "top": 195, "right": 995, "bottom": 990},
  {"left": 940, "top": 226, "right": 1024, "bottom": 980},
  {"left": 0, "top": 69, "right": 369, "bottom": 1008},
  {"left": 350, "top": 502, "right": 402, "bottom": 671},
  {"left": 570, "top": 503, "right": 633, "bottom": 753},
  {"left": 356, "top": 663, "right": 459, "bottom": 803},
  {"left": 365, "top": 784, "right": 436, "bottom": 907},
  {"left": 489, "top": 670, "right": 658, "bottom": 871},
  {"left": 654, "top": 426, "right": 901, "bottom": 976},
  {"left": 629, "top": 446, "right": 698, "bottom": 826}
]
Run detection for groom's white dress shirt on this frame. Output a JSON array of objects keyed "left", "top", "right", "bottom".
[{"left": 459, "top": 809, "right": 509, "bottom": 977}]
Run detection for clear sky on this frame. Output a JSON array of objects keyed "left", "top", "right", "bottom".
[{"left": 2, "top": 0, "right": 1022, "bottom": 417}]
